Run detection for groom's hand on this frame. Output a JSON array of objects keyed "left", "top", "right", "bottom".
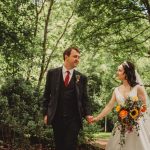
[
  {"left": 44, "top": 115, "right": 48, "bottom": 125},
  {"left": 86, "top": 115, "right": 94, "bottom": 124}
]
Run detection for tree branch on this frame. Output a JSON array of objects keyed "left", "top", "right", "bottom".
[
  {"left": 44, "top": 6, "right": 76, "bottom": 74},
  {"left": 37, "top": 0, "right": 54, "bottom": 88},
  {"left": 141, "top": 0, "right": 150, "bottom": 23}
]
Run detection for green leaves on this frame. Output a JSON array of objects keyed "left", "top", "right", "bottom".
[{"left": 74, "top": 0, "right": 150, "bottom": 61}]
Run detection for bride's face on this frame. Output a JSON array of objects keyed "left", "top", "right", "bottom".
[{"left": 116, "top": 65, "right": 126, "bottom": 80}]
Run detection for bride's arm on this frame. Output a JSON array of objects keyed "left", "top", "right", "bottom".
[
  {"left": 93, "top": 91, "right": 116, "bottom": 122},
  {"left": 137, "top": 85, "right": 147, "bottom": 105}
]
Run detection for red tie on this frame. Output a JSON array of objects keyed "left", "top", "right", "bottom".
[{"left": 64, "top": 71, "right": 70, "bottom": 87}]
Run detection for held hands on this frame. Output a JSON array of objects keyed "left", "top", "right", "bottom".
[
  {"left": 86, "top": 115, "right": 94, "bottom": 124},
  {"left": 86, "top": 115, "right": 101, "bottom": 124}
]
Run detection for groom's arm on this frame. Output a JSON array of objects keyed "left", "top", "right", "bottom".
[{"left": 81, "top": 75, "right": 93, "bottom": 123}]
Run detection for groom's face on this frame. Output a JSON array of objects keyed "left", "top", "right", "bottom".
[{"left": 65, "top": 49, "right": 80, "bottom": 69}]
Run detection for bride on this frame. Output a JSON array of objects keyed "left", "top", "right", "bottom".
[{"left": 92, "top": 61, "right": 150, "bottom": 150}]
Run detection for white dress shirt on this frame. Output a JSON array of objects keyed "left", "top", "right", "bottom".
[{"left": 62, "top": 65, "right": 74, "bottom": 83}]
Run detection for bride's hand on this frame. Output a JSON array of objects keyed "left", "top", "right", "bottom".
[{"left": 92, "top": 117, "right": 100, "bottom": 123}]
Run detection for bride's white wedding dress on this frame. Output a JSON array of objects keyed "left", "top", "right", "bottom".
[{"left": 106, "top": 85, "right": 150, "bottom": 150}]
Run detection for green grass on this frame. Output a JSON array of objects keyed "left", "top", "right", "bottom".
[{"left": 92, "top": 132, "right": 111, "bottom": 139}]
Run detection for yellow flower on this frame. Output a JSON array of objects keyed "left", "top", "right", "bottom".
[
  {"left": 116, "top": 105, "right": 121, "bottom": 112},
  {"left": 130, "top": 108, "right": 139, "bottom": 119},
  {"left": 132, "top": 96, "right": 138, "bottom": 102}
]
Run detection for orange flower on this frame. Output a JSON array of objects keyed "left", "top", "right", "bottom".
[
  {"left": 141, "top": 104, "right": 147, "bottom": 112},
  {"left": 119, "top": 109, "right": 128, "bottom": 119}
]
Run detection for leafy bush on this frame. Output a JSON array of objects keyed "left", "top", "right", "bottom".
[{"left": 0, "top": 77, "right": 54, "bottom": 149}]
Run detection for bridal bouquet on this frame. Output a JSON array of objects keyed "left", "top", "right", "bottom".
[{"left": 113, "top": 96, "right": 147, "bottom": 146}]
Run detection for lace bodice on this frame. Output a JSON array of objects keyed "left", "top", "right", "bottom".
[{"left": 114, "top": 85, "right": 138, "bottom": 105}]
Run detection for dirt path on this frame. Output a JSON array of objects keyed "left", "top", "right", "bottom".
[{"left": 90, "top": 138, "right": 109, "bottom": 150}]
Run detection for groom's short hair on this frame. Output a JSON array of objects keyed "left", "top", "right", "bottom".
[{"left": 63, "top": 46, "right": 80, "bottom": 61}]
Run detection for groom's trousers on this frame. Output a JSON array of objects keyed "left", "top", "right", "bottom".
[{"left": 52, "top": 116, "right": 81, "bottom": 150}]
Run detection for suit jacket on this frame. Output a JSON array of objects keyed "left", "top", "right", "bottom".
[{"left": 43, "top": 67, "right": 91, "bottom": 125}]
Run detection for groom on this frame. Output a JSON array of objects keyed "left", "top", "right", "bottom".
[{"left": 43, "top": 47, "right": 93, "bottom": 150}]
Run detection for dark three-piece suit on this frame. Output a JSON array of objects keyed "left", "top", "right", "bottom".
[{"left": 43, "top": 67, "right": 91, "bottom": 150}]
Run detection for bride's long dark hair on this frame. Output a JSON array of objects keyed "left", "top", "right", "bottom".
[{"left": 122, "top": 61, "right": 138, "bottom": 87}]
